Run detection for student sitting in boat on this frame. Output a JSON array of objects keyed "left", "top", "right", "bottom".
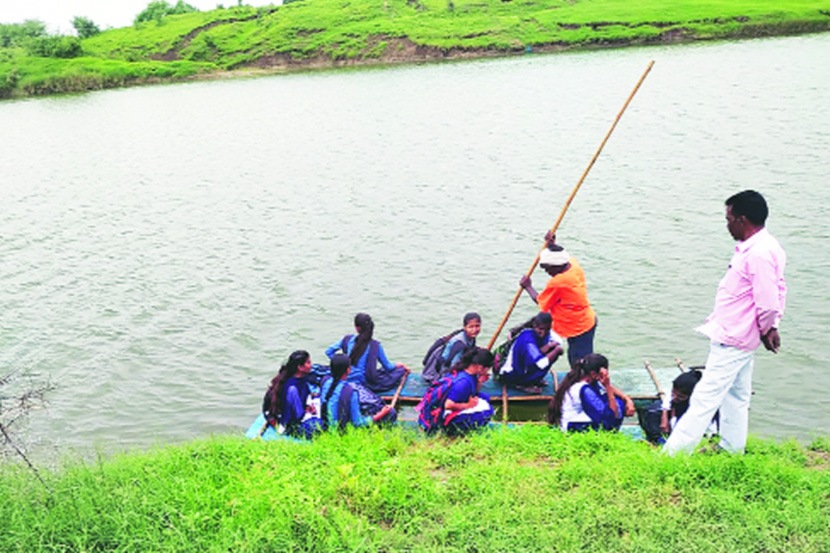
[
  {"left": 442, "top": 347, "right": 495, "bottom": 436},
  {"left": 320, "top": 353, "right": 393, "bottom": 431},
  {"left": 641, "top": 369, "right": 719, "bottom": 445},
  {"left": 498, "top": 312, "right": 564, "bottom": 394},
  {"left": 548, "top": 353, "right": 635, "bottom": 432},
  {"left": 261, "top": 350, "right": 323, "bottom": 439},
  {"left": 325, "top": 312, "right": 409, "bottom": 394},
  {"left": 440, "top": 312, "right": 482, "bottom": 376}
]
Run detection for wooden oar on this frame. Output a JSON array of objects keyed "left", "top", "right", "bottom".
[
  {"left": 255, "top": 419, "right": 270, "bottom": 439},
  {"left": 389, "top": 370, "right": 409, "bottom": 410},
  {"left": 644, "top": 360, "right": 665, "bottom": 399},
  {"left": 486, "top": 60, "right": 655, "bottom": 351}
]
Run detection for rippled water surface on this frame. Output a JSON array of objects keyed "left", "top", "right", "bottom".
[{"left": 2, "top": 34, "right": 829, "bottom": 456}]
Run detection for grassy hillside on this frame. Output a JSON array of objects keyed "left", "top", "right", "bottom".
[
  {"left": 2, "top": 0, "right": 830, "bottom": 98},
  {"left": 1, "top": 427, "right": 829, "bottom": 551}
]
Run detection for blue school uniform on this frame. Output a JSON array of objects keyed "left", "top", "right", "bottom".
[
  {"left": 560, "top": 381, "right": 625, "bottom": 432},
  {"left": 441, "top": 332, "right": 475, "bottom": 374},
  {"left": 443, "top": 371, "right": 493, "bottom": 436},
  {"left": 319, "top": 377, "right": 372, "bottom": 430},
  {"left": 499, "top": 329, "right": 558, "bottom": 387},
  {"left": 325, "top": 335, "right": 405, "bottom": 392},
  {"left": 278, "top": 377, "right": 323, "bottom": 439}
]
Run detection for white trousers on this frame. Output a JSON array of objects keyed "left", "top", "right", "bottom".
[{"left": 663, "top": 342, "right": 755, "bottom": 455}]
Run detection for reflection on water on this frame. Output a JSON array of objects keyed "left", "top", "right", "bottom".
[{"left": 1, "top": 33, "right": 828, "bottom": 457}]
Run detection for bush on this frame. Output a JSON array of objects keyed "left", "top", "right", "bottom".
[
  {"left": 0, "top": 67, "right": 19, "bottom": 97},
  {"left": 24, "top": 36, "right": 83, "bottom": 58},
  {"left": 134, "top": 1, "right": 200, "bottom": 25},
  {"left": 0, "top": 20, "right": 47, "bottom": 48},
  {"left": 72, "top": 16, "right": 101, "bottom": 39}
]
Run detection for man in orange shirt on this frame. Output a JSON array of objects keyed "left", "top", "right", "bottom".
[{"left": 519, "top": 233, "right": 597, "bottom": 367}]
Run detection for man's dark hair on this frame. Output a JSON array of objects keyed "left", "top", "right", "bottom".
[{"left": 726, "top": 190, "right": 768, "bottom": 226}]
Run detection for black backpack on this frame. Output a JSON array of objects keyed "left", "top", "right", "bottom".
[
  {"left": 421, "top": 330, "right": 464, "bottom": 384},
  {"left": 492, "top": 318, "right": 536, "bottom": 376}
]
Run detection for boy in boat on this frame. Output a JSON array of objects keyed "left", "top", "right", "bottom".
[
  {"left": 498, "top": 312, "right": 564, "bottom": 394},
  {"left": 519, "top": 232, "right": 598, "bottom": 368}
]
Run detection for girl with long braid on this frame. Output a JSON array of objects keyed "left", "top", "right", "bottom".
[
  {"left": 325, "top": 312, "right": 409, "bottom": 393},
  {"left": 325, "top": 313, "right": 403, "bottom": 423},
  {"left": 548, "top": 353, "right": 635, "bottom": 432},
  {"left": 261, "top": 350, "right": 323, "bottom": 439}
]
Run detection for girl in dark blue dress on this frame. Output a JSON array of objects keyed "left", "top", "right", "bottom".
[
  {"left": 442, "top": 347, "right": 495, "bottom": 436},
  {"left": 547, "top": 353, "right": 635, "bottom": 433},
  {"left": 262, "top": 350, "right": 323, "bottom": 439}
]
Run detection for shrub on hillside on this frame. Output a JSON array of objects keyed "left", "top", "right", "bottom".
[
  {"left": 0, "top": 20, "right": 47, "bottom": 48},
  {"left": 25, "top": 36, "right": 83, "bottom": 59},
  {"left": 0, "top": 67, "right": 19, "bottom": 97},
  {"left": 134, "top": 1, "right": 200, "bottom": 25}
]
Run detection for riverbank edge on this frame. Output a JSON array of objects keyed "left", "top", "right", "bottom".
[
  {"left": 4, "top": 20, "right": 830, "bottom": 100},
  {"left": 1, "top": 428, "right": 829, "bottom": 551}
]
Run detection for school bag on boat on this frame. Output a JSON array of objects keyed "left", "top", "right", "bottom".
[
  {"left": 421, "top": 329, "right": 464, "bottom": 384},
  {"left": 415, "top": 373, "right": 461, "bottom": 433},
  {"left": 491, "top": 333, "right": 519, "bottom": 377}
]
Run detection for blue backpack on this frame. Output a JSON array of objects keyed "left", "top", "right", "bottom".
[{"left": 415, "top": 373, "right": 457, "bottom": 434}]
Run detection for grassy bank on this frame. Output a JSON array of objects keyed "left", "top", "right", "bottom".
[
  {"left": 2, "top": 427, "right": 829, "bottom": 552},
  {"left": 2, "top": 0, "right": 830, "bottom": 98}
]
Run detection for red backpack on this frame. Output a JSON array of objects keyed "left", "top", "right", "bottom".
[{"left": 415, "top": 372, "right": 461, "bottom": 433}]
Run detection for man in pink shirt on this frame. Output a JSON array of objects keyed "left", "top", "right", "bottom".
[{"left": 664, "top": 190, "right": 786, "bottom": 455}]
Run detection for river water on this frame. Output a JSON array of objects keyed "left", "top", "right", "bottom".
[{"left": 1, "top": 33, "right": 828, "bottom": 458}]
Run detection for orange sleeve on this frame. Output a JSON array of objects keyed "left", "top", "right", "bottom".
[{"left": 537, "top": 278, "right": 559, "bottom": 314}]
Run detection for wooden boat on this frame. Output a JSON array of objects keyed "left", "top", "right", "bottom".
[
  {"left": 246, "top": 361, "right": 685, "bottom": 439},
  {"left": 382, "top": 361, "right": 671, "bottom": 423}
]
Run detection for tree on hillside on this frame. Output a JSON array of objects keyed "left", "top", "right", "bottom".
[
  {"left": 134, "top": 1, "right": 200, "bottom": 25},
  {"left": 71, "top": 16, "right": 101, "bottom": 39},
  {"left": 0, "top": 19, "right": 47, "bottom": 48}
]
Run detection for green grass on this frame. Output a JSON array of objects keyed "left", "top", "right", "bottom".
[
  {"left": 1, "top": 427, "right": 828, "bottom": 551},
  {"left": 1, "top": 0, "right": 830, "bottom": 97}
]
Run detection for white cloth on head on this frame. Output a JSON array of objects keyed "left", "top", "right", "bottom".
[{"left": 539, "top": 248, "right": 570, "bottom": 266}]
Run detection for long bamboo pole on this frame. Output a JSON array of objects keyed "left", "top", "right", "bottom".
[{"left": 486, "top": 60, "right": 655, "bottom": 352}]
